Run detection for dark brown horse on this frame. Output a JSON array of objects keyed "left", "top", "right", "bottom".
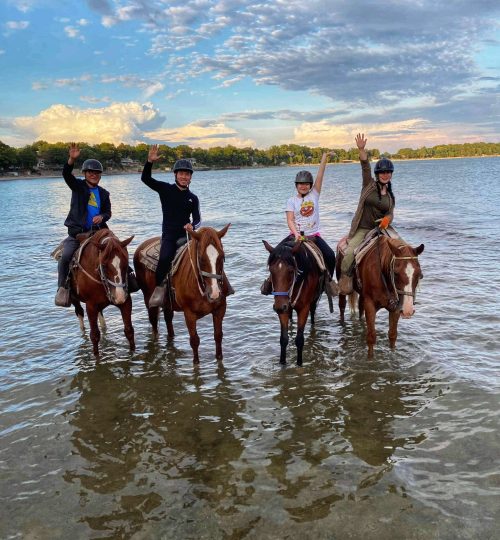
[
  {"left": 134, "top": 225, "right": 230, "bottom": 363},
  {"left": 336, "top": 235, "right": 424, "bottom": 356},
  {"left": 263, "top": 239, "right": 324, "bottom": 366},
  {"left": 69, "top": 229, "right": 135, "bottom": 356}
]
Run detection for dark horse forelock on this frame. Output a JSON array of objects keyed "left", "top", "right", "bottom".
[{"left": 268, "top": 242, "right": 313, "bottom": 275}]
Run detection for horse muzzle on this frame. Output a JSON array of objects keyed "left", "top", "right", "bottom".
[{"left": 273, "top": 302, "right": 289, "bottom": 314}]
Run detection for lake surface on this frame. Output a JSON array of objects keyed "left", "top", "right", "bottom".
[{"left": 1, "top": 158, "right": 499, "bottom": 539}]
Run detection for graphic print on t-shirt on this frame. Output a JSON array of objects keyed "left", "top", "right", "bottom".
[{"left": 300, "top": 200, "right": 314, "bottom": 217}]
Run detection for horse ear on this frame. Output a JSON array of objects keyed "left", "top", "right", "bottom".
[
  {"left": 189, "top": 228, "right": 201, "bottom": 240},
  {"left": 120, "top": 235, "right": 134, "bottom": 248},
  {"left": 262, "top": 240, "right": 274, "bottom": 253},
  {"left": 217, "top": 223, "right": 231, "bottom": 238},
  {"left": 415, "top": 243, "right": 424, "bottom": 255}
]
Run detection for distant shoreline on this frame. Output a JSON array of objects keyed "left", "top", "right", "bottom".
[{"left": 1, "top": 154, "right": 498, "bottom": 182}]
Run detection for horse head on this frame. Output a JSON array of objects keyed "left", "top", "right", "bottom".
[
  {"left": 263, "top": 239, "right": 301, "bottom": 314},
  {"left": 386, "top": 239, "right": 424, "bottom": 318},
  {"left": 189, "top": 224, "right": 230, "bottom": 303},
  {"left": 96, "top": 232, "right": 134, "bottom": 305}
]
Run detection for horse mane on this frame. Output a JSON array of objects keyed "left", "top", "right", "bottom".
[
  {"left": 378, "top": 237, "right": 412, "bottom": 271},
  {"left": 90, "top": 230, "right": 123, "bottom": 260},
  {"left": 268, "top": 241, "right": 316, "bottom": 276}
]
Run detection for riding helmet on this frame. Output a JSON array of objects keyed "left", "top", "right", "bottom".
[
  {"left": 295, "top": 170, "right": 313, "bottom": 184},
  {"left": 82, "top": 159, "right": 103, "bottom": 173},
  {"left": 173, "top": 159, "right": 194, "bottom": 173},
  {"left": 374, "top": 158, "right": 394, "bottom": 174}
]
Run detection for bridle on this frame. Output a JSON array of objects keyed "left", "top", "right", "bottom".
[
  {"left": 270, "top": 252, "right": 305, "bottom": 308},
  {"left": 187, "top": 236, "right": 224, "bottom": 298}
]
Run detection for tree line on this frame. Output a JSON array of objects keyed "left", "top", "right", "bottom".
[{"left": 1, "top": 139, "right": 499, "bottom": 172}]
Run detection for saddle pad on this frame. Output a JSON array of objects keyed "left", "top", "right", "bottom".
[
  {"left": 303, "top": 241, "right": 326, "bottom": 272},
  {"left": 137, "top": 238, "right": 189, "bottom": 275},
  {"left": 354, "top": 227, "right": 401, "bottom": 266}
]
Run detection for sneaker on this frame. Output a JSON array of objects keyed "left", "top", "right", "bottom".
[
  {"left": 149, "top": 285, "right": 166, "bottom": 308},
  {"left": 327, "top": 279, "right": 339, "bottom": 297},
  {"left": 128, "top": 271, "right": 140, "bottom": 293},
  {"left": 260, "top": 277, "right": 272, "bottom": 295},
  {"left": 55, "top": 287, "right": 71, "bottom": 307},
  {"left": 338, "top": 275, "right": 353, "bottom": 295}
]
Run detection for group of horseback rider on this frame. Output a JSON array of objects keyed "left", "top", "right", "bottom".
[{"left": 55, "top": 133, "right": 398, "bottom": 307}]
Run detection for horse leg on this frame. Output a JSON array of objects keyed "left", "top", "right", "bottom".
[
  {"left": 98, "top": 311, "right": 107, "bottom": 331},
  {"left": 358, "top": 294, "right": 365, "bottom": 320},
  {"left": 277, "top": 312, "right": 290, "bottom": 365},
  {"left": 388, "top": 310, "right": 401, "bottom": 349},
  {"left": 310, "top": 300, "right": 317, "bottom": 326},
  {"left": 143, "top": 285, "right": 159, "bottom": 337},
  {"left": 86, "top": 303, "right": 101, "bottom": 356},
  {"left": 338, "top": 294, "right": 346, "bottom": 323},
  {"left": 163, "top": 306, "right": 175, "bottom": 341},
  {"left": 295, "top": 308, "right": 309, "bottom": 366},
  {"left": 73, "top": 300, "right": 85, "bottom": 332},
  {"left": 212, "top": 304, "right": 226, "bottom": 361},
  {"left": 183, "top": 310, "right": 201, "bottom": 364},
  {"left": 364, "top": 299, "right": 377, "bottom": 357},
  {"left": 119, "top": 297, "right": 135, "bottom": 351}
]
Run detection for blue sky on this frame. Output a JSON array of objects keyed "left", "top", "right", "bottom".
[{"left": 1, "top": 0, "right": 499, "bottom": 152}]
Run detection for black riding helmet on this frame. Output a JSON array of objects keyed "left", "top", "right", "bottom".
[
  {"left": 173, "top": 159, "right": 194, "bottom": 173},
  {"left": 374, "top": 158, "right": 394, "bottom": 175},
  {"left": 295, "top": 170, "right": 313, "bottom": 184},
  {"left": 82, "top": 159, "right": 103, "bottom": 172}
]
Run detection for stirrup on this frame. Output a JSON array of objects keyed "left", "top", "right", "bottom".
[
  {"left": 128, "top": 271, "right": 140, "bottom": 293},
  {"left": 149, "top": 285, "right": 166, "bottom": 308},
  {"left": 327, "top": 279, "right": 339, "bottom": 297}
]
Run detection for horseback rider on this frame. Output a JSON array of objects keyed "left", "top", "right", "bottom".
[
  {"left": 142, "top": 144, "right": 233, "bottom": 308},
  {"left": 261, "top": 151, "right": 339, "bottom": 296},
  {"left": 338, "top": 133, "right": 397, "bottom": 295},
  {"left": 55, "top": 143, "right": 138, "bottom": 307}
]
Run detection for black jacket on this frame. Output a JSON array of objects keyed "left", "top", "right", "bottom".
[{"left": 62, "top": 163, "right": 111, "bottom": 237}]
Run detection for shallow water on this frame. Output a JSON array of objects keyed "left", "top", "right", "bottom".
[{"left": 1, "top": 158, "right": 499, "bottom": 539}]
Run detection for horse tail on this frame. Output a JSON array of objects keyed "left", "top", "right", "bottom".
[{"left": 348, "top": 291, "right": 358, "bottom": 314}]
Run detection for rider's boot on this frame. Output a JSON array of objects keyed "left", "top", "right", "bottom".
[
  {"left": 127, "top": 266, "right": 140, "bottom": 293},
  {"left": 55, "top": 286, "right": 71, "bottom": 307},
  {"left": 149, "top": 285, "right": 166, "bottom": 308},
  {"left": 260, "top": 276, "right": 272, "bottom": 295},
  {"left": 327, "top": 278, "right": 339, "bottom": 297}
]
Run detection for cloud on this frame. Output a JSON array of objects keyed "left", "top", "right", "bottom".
[
  {"left": 64, "top": 25, "right": 84, "bottom": 40},
  {"left": 5, "top": 20, "right": 30, "bottom": 30},
  {"left": 9, "top": 102, "right": 164, "bottom": 144},
  {"left": 145, "top": 121, "right": 255, "bottom": 148}
]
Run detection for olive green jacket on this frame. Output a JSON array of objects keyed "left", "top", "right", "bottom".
[{"left": 347, "top": 158, "right": 395, "bottom": 240}]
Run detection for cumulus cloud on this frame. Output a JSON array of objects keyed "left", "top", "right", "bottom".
[
  {"left": 145, "top": 121, "right": 255, "bottom": 148},
  {"left": 9, "top": 102, "right": 164, "bottom": 144},
  {"left": 5, "top": 20, "right": 30, "bottom": 30}
]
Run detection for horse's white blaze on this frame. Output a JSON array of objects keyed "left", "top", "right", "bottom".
[
  {"left": 401, "top": 263, "right": 415, "bottom": 318},
  {"left": 112, "top": 255, "right": 126, "bottom": 304},
  {"left": 206, "top": 244, "right": 220, "bottom": 299}
]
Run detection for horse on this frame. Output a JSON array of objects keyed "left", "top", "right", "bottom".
[
  {"left": 336, "top": 234, "right": 424, "bottom": 356},
  {"left": 68, "top": 229, "right": 135, "bottom": 356},
  {"left": 262, "top": 238, "right": 325, "bottom": 366},
  {"left": 133, "top": 225, "right": 230, "bottom": 363}
]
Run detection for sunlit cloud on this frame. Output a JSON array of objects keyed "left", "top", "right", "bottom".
[
  {"left": 9, "top": 102, "right": 164, "bottom": 144},
  {"left": 145, "top": 121, "right": 255, "bottom": 148},
  {"left": 5, "top": 21, "right": 30, "bottom": 30}
]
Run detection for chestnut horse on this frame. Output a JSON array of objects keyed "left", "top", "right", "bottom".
[
  {"left": 134, "top": 225, "right": 230, "bottom": 363},
  {"left": 69, "top": 229, "right": 135, "bottom": 356},
  {"left": 263, "top": 239, "right": 324, "bottom": 366},
  {"left": 336, "top": 234, "right": 424, "bottom": 356}
]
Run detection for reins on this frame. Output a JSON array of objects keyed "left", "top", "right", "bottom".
[
  {"left": 270, "top": 245, "right": 306, "bottom": 307},
  {"left": 186, "top": 232, "right": 224, "bottom": 298}
]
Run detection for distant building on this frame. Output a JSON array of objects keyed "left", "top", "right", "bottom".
[{"left": 120, "top": 157, "right": 140, "bottom": 167}]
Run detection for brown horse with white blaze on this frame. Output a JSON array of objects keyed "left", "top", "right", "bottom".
[
  {"left": 263, "top": 239, "right": 324, "bottom": 366},
  {"left": 336, "top": 235, "right": 424, "bottom": 356},
  {"left": 69, "top": 229, "right": 135, "bottom": 356},
  {"left": 134, "top": 224, "right": 230, "bottom": 363}
]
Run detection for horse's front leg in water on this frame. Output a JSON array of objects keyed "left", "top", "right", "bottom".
[
  {"left": 278, "top": 312, "right": 289, "bottom": 364},
  {"left": 295, "top": 307, "right": 309, "bottom": 366},
  {"left": 388, "top": 309, "right": 401, "bottom": 349},
  {"left": 184, "top": 310, "right": 201, "bottom": 363},
  {"left": 86, "top": 303, "right": 101, "bottom": 356},
  {"left": 364, "top": 298, "right": 377, "bottom": 357},
  {"left": 212, "top": 303, "right": 226, "bottom": 361},
  {"left": 163, "top": 306, "right": 174, "bottom": 341},
  {"left": 119, "top": 297, "right": 135, "bottom": 351}
]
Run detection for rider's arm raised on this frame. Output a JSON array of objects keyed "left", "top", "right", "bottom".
[
  {"left": 62, "top": 143, "right": 80, "bottom": 191},
  {"left": 141, "top": 144, "right": 164, "bottom": 192},
  {"left": 355, "top": 133, "right": 372, "bottom": 188},
  {"left": 313, "top": 151, "right": 334, "bottom": 195}
]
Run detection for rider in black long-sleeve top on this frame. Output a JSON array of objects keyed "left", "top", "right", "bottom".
[{"left": 142, "top": 144, "right": 202, "bottom": 307}]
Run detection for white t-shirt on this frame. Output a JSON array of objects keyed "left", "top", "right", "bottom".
[{"left": 286, "top": 188, "right": 321, "bottom": 235}]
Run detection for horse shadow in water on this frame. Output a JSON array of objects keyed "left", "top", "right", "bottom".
[
  {"left": 67, "top": 229, "right": 135, "bottom": 356},
  {"left": 262, "top": 238, "right": 326, "bottom": 366},
  {"left": 134, "top": 224, "right": 231, "bottom": 364},
  {"left": 336, "top": 234, "right": 424, "bottom": 356}
]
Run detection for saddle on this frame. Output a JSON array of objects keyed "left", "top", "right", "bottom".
[{"left": 136, "top": 237, "right": 189, "bottom": 276}]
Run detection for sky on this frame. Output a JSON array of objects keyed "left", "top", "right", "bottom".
[{"left": 1, "top": 0, "right": 499, "bottom": 152}]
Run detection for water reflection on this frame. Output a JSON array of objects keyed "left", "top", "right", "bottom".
[{"left": 63, "top": 356, "right": 247, "bottom": 537}]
